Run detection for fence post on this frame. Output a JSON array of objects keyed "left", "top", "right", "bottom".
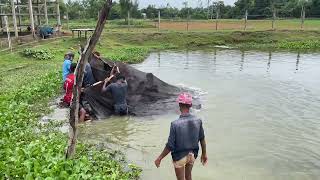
[
  {"left": 215, "top": 5, "right": 219, "bottom": 31},
  {"left": 4, "top": 16, "right": 12, "bottom": 51},
  {"left": 244, "top": 10, "right": 248, "bottom": 31},
  {"left": 56, "top": 0, "right": 61, "bottom": 30},
  {"left": 301, "top": 5, "right": 305, "bottom": 30},
  {"left": 127, "top": 10, "right": 130, "bottom": 31},
  {"left": 44, "top": 0, "right": 48, "bottom": 24},
  {"left": 272, "top": 9, "right": 276, "bottom": 30},
  {"left": 158, "top": 10, "right": 160, "bottom": 31},
  {"left": 187, "top": 9, "right": 190, "bottom": 31},
  {"left": 28, "top": 0, "right": 35, "bottom": 38},
  {"left": 11, "top": 0, "right": 18, "bottom": 38}
]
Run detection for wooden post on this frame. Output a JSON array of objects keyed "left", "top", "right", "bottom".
[
  {"left": 187, "top": 9, "right": 190, "bottom": 31},
  {"left": 244, "top": 10, "right": 248, "bottom": 31},
  {"left": 0, "top": 6, "right": 3, "bottom": 33},
  {"left": 272, "top": 8, "right": 276, "bottom": 30},
  {"left": 66, "top": 13, "right": 69, "bottom": 30},
  {"left": 301, "top": 5, "right": 305, "bottom": 30},
  {"left": 11, "top": 0, "right": 18, "bottom": 38},
  {"left": 56, "top": 0, "right": 61, "bottom": 30},
  {"left": 17, "top": 0, "right": 22, "bottom": 32},
  {"left": 158, "top": 10, "right": 160, "bottom": 31},
  {"left": 207, "top": 0, "right": 210, "bottom": 19},
  {"left": 28, "top": 0, "right": 36, "bottom": 38},
  {"left": 37, "top": 0, "right": 41, "bottom": 25},
  {"left": 44, "top": 0, "right": 48, "bottom": 24},
  {"left": 127, "top": 10, "right": 130, "bottom": 31},
  {"left": 215, "top": 5, "right": 219, "bottom": 31},
  {"left": 66, "top": 0, "right": 113, "bottom": 159},
  {"left": 4, "top": 16, "right": 12, "bottom": 51}
]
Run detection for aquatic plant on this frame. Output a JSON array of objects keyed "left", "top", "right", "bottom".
[
  {"left": 0, "top": 71, "right": 141, "bottom": 179},
  {"left": 22, "top": 48, "right": 55, "bottom": 60}
]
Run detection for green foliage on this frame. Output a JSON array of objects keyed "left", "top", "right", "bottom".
[
  {"left": 277, "top": 40, "right": 320, "bottom": 49},
  {"left": 0, "top": 59, "right": 141, "bottom": 178},
  {"left": 22, "top": 48, "right": 55, "bottom": 60},
  {"left": 107, "top": 47, "right": 149, "bottom": 63}
]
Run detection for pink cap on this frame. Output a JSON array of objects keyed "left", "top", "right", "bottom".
[{"left": 177, "top": 92, "right": 193, "bottom": 105}]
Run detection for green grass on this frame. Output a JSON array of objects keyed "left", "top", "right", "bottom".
[{"left": 0, "top": 37, "right": 141, "bottom": 179}]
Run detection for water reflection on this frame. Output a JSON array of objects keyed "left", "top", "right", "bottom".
[
  {"left": 296, "top": 52, "right": 301, "bottom": 71},
  {"left": 240, "top": 50, "right": 245, "bottom": 71},
  {"left": 267, "top": 51, "right": 271, "bottom": 72}
]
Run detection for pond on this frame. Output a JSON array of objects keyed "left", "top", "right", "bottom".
[{"left": 79, "top": 49, "right": 320, "bottom": 180}]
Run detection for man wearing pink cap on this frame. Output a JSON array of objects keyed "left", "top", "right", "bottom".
[{"left": 155, "top": 92, "right": 208, "bottom": 180}]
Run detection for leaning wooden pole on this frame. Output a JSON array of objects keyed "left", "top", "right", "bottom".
[
  {"left": 65, "top": 0, "right": 113, "bottom": 159},
  {"left": 28, "top": 0, "right": 35, "bottom": 38},
  {"left": 11, "top": 0, "right": 18, "bottom": 38}
]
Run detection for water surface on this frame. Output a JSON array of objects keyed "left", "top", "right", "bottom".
[{"left": 80, "top": 50, "right": 320, "bottom": 180}]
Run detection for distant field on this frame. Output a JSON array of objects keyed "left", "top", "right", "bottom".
[{"left": 156, "top": 19, "right": 320, "bottom": 31}]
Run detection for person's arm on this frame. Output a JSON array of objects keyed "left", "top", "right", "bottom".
[
  {"left": 101, "top": 75, "right": 114, "bottom": 92},
  {"left": 199, "top": 120, "right": 208, "bottom": 166},
  {"left": 200, "top": 139, "right": 208, "bottom": 166},
  {"left": 155, "top": 123, "right": 175, "bottom": 168}
]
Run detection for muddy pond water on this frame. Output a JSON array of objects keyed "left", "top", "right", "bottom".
[{"left": 79, "top": 49, "right": 320, "bottom": 180}]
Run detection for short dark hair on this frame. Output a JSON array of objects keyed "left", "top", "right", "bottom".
[
  {"left": 70, "top": 63, "right": 77, "bottom": 73},
  {"left": 116, "top": 73, "right": 125, "bottom": 81},
  {"left": 179, "top": 103, "right": 192, "bottom": 109}
]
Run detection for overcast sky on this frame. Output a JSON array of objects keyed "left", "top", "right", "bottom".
[{"left": 121, "top": 0, "right": 237, "bottom": 9}]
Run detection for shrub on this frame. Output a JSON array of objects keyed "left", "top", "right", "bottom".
[{"left": 22, "top": 48, "right": 55, "bottom": 60}]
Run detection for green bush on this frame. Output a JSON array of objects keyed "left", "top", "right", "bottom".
[
  {"left": 22, "top": 48, "right": 55, "bottom": 60},
  {"left": 0, "top": 71, "right": 141, "bottom": 179}
]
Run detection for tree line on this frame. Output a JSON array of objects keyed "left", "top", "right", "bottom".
[{"left": 60, "top": 0, "right": 320, "bottom": 20}]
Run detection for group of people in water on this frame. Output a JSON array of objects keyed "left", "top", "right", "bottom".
[
  {"left": 61, "top": 50, "right": 207, "bottom": 180},
  {"left": 61, "top": 51, "right": 128, "bottom": 122}
]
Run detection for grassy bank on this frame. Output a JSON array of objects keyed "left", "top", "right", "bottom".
[
  {"left": 1, "top": 29, "right": 320, "bottom": 178},
  {"left": 93, "top": 30, "right": 320, "bottom": 63},
  {"left": 0, "top": 39, "right": 141, "bottom": 179}
]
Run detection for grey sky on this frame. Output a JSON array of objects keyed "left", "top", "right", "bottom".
[{"left": 136, "top": 0, "right": 237, "bottom": 9}]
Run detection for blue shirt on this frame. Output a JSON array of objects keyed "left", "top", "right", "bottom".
[
  {"left": 104, "top": 81, "right": 128, "bottom": 106},
  {"left": 83, "top": 63, "right": 96, "bottom": 87},
  {"left": 166, "top": 113, "right": 205, "bottom": 161},
  {"left": 62, "top": 59, "right": 72, "bottom": 81}
]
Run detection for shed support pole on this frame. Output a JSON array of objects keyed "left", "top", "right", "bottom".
[
  {"left": 28, "top": 0, "right": 36, "bottom": 38},
  {"left": 11, "top": 0, "right": 19, "bottom": 38}
]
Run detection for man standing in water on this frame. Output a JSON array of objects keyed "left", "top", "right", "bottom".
[
  {"left": 155, "top": 92, "right": 208, "bottom": 180},
  {"left": 102, "top": 73, "right": 128, "bottom": 115}
]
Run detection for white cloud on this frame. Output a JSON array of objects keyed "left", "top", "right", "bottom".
[{"left": 137, "top": 0, "right": 236, "bottom": 9}]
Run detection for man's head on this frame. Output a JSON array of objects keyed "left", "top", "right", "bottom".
[
  {"left": 70, "top": 63, "right": 77, "bottom": 73},
  {"left": 65, "top": 52, "right": 75, "bottom": 61},
  {"left": 177, "top": 93, "right": 192, "bottom": 113},
  {"left": 116, "top": 73, "right": 126, "bottom": 82}
]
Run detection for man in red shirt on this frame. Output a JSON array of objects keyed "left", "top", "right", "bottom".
[
  {"left": 63, "top": 63, "right": 76, "bottom": 105},
  {"left": 63, "top": 63, "right": 86, "bottom": 122}
]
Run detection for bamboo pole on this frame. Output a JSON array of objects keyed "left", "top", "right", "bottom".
[
  {"left": 301, "top": 5, "right": 305, "bottom": 30},
  {"left": 65, "top": 0, "right": 113, "bottom": 159},
  {"left": 127, "top": 10, "right": 130, "bottom": 31},
  {"left": 56, "top": 0, "right": 61, "bottom": 32},
  {"left": 4, "top": 16, "right": 12, "bottom": 51},
  {"left": 28, "top": 0, "right": 35, "bottom": 38},
  {"left": 158, "top": 10, "right": 160, "bottom": 31},
  {"left": 10, "top": 0, "right": 18, "bottom": 38},
  {"left": 272, "top": 9, "right": 276, "bottom": 30},
  {"left": 44, "top": 0, "right": 48, "bottom": 24},
  {"left": 215, "top": 5, "right": 219, "bottom": 31},
  {"left": 244, "top": 10, "right": 248, "bottom": 31}
]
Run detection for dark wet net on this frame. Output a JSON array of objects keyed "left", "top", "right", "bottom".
[{"left": 82, "top": 55, "right": 181, "bottom": 118}]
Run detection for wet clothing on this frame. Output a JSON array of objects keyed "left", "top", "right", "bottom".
[
  {"left": 83, "top": 63, "right": 96, "bottom": 87},
  {"left": 103, "top": 81, "right": 128, "bottom": 115},
  {"left": 166, "top": 113, "right": 205, "bottom": 161},
  {"left": 63, "top": 73, "right": 75, "bottom": 106},
  {"left": 173, "top": 152, "right": 195, "bottom": 168},
  {"left": 114, "top": 104, "right": 128, "bottom": 115},
  {"left": 62, "top": 59, "right": 72, "bottom": 81}
]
